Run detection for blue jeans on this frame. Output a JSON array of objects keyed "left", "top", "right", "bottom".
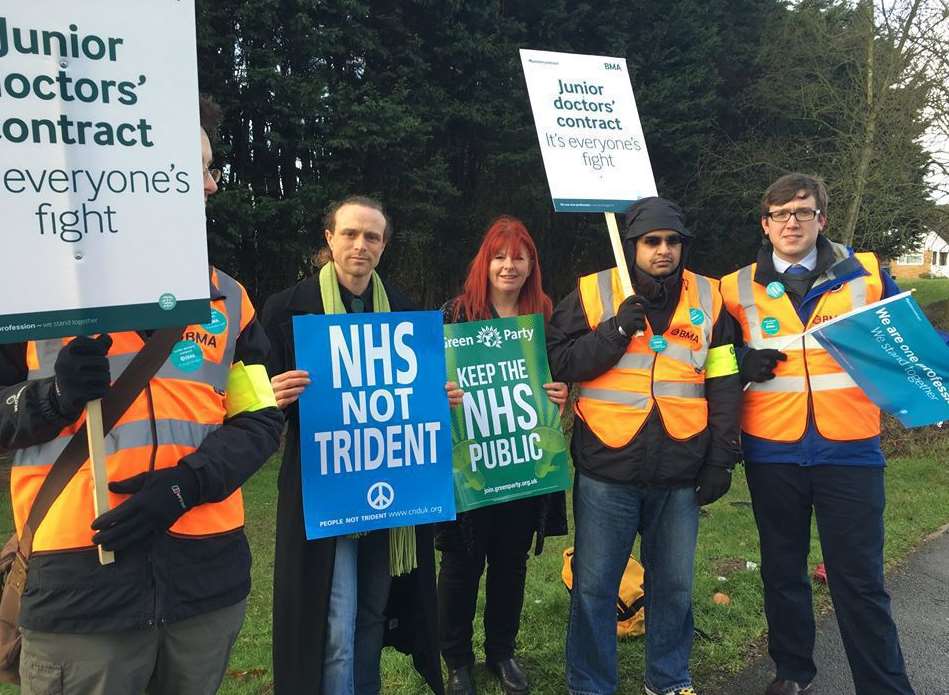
[
  {"left": 322, "top": 531, "right": 393, "bottom": 695},
  {"left": 566, "top": 472, "right": 699, "bottom": 695}
]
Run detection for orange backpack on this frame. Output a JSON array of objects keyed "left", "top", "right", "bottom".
[{"left": 562, "top": 547, "right": 645, "bottom": 639}]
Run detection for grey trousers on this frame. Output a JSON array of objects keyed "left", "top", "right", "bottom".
[{"left": 18, "top": 599, "right": 246, "bottom": 695}]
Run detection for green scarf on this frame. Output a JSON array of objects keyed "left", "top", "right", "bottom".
[{"left": 318, "top": 262, "right": 417, "bottom": 577}]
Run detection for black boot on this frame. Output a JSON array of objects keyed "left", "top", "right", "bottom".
[
  {"left": 446, "top": 665, "right": 476, "bottom": 695},
  {"left": 487, "top": 657, "right": 529, "bottom": 694}
]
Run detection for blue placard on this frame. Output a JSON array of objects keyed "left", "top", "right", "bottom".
[
  {"left": 810, "top": 293, "right": 949, "bottom": 428},
  {"left": 293, "top": 310, "right": 455, "bottom": 539}
]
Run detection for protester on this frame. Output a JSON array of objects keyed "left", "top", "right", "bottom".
[
  {"left": 0, "top": 95, "right": 283, "bottom": 694},
  {"left": 438, "top": 216, "right": 568, "bottom": 695},
  {"left": 547, "top": 197, "right": 741, "bottom": 695},
  {"left": 720, "top": 173, "right": 915, "bottom": 695},
  {"left": 263, "top": 195, "right": 459, "bottom": 695}
]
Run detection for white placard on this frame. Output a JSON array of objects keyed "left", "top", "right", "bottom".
[
  {"left": 0, "top": 1, "right": 210, "bottom": 342},
  {"left": 520, "top": 48, "right": 658, "bottom": 213}
]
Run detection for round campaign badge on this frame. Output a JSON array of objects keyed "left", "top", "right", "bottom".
[
  {"left": 649, "top": 335, "right": 668, "bottom": 353},
  {"left": 202, "top": 309, "right": 228, "bottom": 335},
  {"left": 158, "top": 293, "right": 177, "bottom": 311},
  {"left": 170, "top": 340, "right": 204, "bottom": 372},
  {"left": 766, "top": 281, "right": 786, "bottom": 299},
  {"left": 689, "top": 307, "right": 705, "bottom": 325},
  {"left": 761, "top": 317, "right": 781, "bottom": 335}
]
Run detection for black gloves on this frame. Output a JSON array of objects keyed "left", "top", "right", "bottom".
[
  {"left": 52, "top": 334, "right": 112, "bottom": 415},
  {"left": 91, "top": 463, "right": 200, "bottom": 551},
  {"left": 695, "top": 464, "right": 732, "bottom": 506},
  {"left": 739, "top": 348, "right": 787, "bottom": 383},
  {"left": 615, "top": 296, "right": 647, "bottom": 337}
]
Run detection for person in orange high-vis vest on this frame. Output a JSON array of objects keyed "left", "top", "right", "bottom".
[
  {"left": 548, "top": 198, "right": 742, "bottom": 695},
  {"left": 720, "top": 173, "right": 914, "bottom": 695},
  {"left": 0, "top": 96, "right": 283, "bottom": 695}
]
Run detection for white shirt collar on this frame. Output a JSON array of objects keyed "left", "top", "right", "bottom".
[{"left": 772, "top": 245, "right": 818, "bottom": 273}]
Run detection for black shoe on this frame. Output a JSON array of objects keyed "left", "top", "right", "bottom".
[
  {"left": 446, "top": 665, "right": 476, "bottom": 695},
  {"left": 487, "top": 657, "right": 529, "bottom": 694},
  {"left": 765, "top": 679, "right": 813, "bottom": 695}
]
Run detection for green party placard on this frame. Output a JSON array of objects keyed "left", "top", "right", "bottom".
[{"left": 444, "top": 314, "right": 570, "bottom": 512}]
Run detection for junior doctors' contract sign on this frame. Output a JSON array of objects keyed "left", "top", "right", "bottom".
[
  {"left": 0, "top": 2, "right": 209, "bottom": 342},
  {"left": 293, "top": 311, "right": 455, "bottom": 539},
  {"left": 444, "top": 315, "right": 570, "bottom": 512},
  {"left": 520, "top": 48, "right": 657, "bottom": 213}
]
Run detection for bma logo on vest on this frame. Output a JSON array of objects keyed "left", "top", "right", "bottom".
[
  {"left": 670, "top": 327, "right": 699, "bottom": 345},
  {"left": 181, "top": 330, "right": 218, "bottom": 348},
  {"left": 811, "top": 314, "right": 838, "bottom": 325}
]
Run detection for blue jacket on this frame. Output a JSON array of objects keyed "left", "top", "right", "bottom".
[{"left": 739, "top": 239, "right": 901, "bottom": 467}]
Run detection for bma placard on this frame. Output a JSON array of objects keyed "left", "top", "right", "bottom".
[
  {"left": 293, "top": 311, "right": 455, "bottom": 539},
  {"left": 0, "top": 2, "right": 209, "bottom": 342},
  {"left": 520, "top": 48, "right": 657, "bottom": 213}
]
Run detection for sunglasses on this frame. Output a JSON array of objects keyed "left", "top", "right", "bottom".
[{"left": 640, "top": 235, "right": 683, "bottom": 247}]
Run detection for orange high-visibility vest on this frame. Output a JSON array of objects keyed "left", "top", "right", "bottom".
[
  {"left": 11, "top": 269, "right": 256, "bottom": 553},
  {"left": 575, "top": 268, "right": 720, "bottom": 447},
  {"left": 720, "top": 245, "right": 883, "bottom": 442}
]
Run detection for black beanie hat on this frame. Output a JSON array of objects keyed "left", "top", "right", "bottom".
[{"left": 622, "top": 197, "right": 692, "bottom": 240}]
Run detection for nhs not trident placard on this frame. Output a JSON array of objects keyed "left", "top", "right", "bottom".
[{"left": 520, "top": 48, "right": 657, "bottom": 213}]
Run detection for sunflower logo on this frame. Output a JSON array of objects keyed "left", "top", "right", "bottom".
[{"left": 476, "top": 326, "right": 503, "bottom": 349}]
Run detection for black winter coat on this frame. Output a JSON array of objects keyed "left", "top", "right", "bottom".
[
  {"left": 261, "top": 274, "right": 444, "bottom": 695},
  {"left": 546, "top": 267, "right": 742, "bottom": 486}
]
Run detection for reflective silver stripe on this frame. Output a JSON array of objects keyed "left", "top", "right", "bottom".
[
  {"left": 617, "top": 353, "right": 655, "bottom": 370},
  {"left": 664, "top": 342, "right": 702, "bottom": 368},
  {"left": 850, "top": 275, "right": 867, "bottom": 308},
  {"left": 653, "top": 381, "right": 705, "bottom": 398},
  {"left": 597, "top": 270, "right": 616, "bottom": 321},
  {"left": 747, "top": 376, "right": 806, "bottom": 393},
  {"left": 156, "top": 360, "right": 232, "bottom": 391},
  {"left": 28, "top": 340, "right": 64, "bottom": 379},
  {"left": 213, "top": 270, "right": 244, "bottom": 371},
  {"left": 13, "top": 418, "right": 221, "bottom": 468},
  {"left": 809, "top": 372, "right": 858, "bottom": 391},
  {"left": 737, "top": 265, "right": 764, "bottom": 347},
  {"left": 578, "top": 388, "right": 650, "bottom": 409}
]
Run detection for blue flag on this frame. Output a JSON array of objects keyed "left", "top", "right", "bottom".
[
  {"left": 293, "top": 310, "right": 455, "bottom": 539},
  {"left": 809, "top": 292, "right": 949, "bottom": 428}
]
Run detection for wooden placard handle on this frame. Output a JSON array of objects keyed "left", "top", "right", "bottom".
[
  {"left": 604, "top": 212, "right": 644, "bottom": 337},
  {"left": 86, "top": 399, "right": 115, "bottom": 565}
]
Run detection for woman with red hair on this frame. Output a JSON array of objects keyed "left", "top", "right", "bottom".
[{"left": 439, "top": 216, "right": 568, "bottom": 695}]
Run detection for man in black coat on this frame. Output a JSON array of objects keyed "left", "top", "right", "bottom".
[{"left": 262, "top": 195, "right": 449, "bottom": 695}]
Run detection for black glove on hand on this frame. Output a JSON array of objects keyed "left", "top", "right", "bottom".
[
  {"left": 739, "top": 348, "right": 787, "bottom": 383},
  {"left": 52, "top": 334, "right": 113, "bottom": 415},
  {"left": 695, "top": 464, "right": 732, "bottom": 506},
  {"left": 91, "top": 464, "right": 200, "bottom": 551},
  {"left": 615, "top": 295, "right": 647, "bottom": 337}
]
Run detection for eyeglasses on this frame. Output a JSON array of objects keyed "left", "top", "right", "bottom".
[
  {"left": 204, "top": 167, "right": 222, "bottom": 184},
  {"left": 765, "top": 208, "right": 820, "bottom": 223},
  {"left": 640, "top": 235, "right": 683, "bottom": 247}
]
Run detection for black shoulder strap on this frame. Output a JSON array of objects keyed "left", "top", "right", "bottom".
[{"left": 19, "top": 326, "right": 182, "bottom": 557}]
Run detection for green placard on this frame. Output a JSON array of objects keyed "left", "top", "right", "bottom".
[{"left": 444, "top": 314, "right": 570, "bottom": 512}]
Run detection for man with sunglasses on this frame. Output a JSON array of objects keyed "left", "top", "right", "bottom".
[
  {"left": 720, "top": 173, "right": 914, "bottom": 695},
  {"left": 548, "top": 197, "right": 742, "bottom": 695}
]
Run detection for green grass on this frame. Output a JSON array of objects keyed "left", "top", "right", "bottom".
[
  {"left": 897, "top": 277, "right": 949, "bottom": 307},
  {"left": 2, "top": 449, "right": 947, "bottom": 695}
]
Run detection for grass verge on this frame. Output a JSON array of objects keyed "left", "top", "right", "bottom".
[{"left": 1, "top": 446, "right": 946, "bottom": 695}]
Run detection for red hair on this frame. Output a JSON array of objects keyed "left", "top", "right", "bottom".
[{"left": 452, "top": 216, "right": 553, "bottom": 322}]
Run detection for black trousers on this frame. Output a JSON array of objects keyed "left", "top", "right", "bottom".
[
  {"left": 437, "top": 499, "right": 537, "bottom": 668},
  {"left": 745, "top": 463, "right": 914, "bottom": 694}
]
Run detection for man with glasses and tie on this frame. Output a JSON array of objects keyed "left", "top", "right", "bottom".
[
  {"left": 548, "top": 197, "right": 742, "bottom": 695},
  {"left": 720, "top": 173, "right": 914, "bottom": 695}
]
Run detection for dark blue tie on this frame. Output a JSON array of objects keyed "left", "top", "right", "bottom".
[{"left": 785, "top": 264, "right": 808, "bottom": 276}]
